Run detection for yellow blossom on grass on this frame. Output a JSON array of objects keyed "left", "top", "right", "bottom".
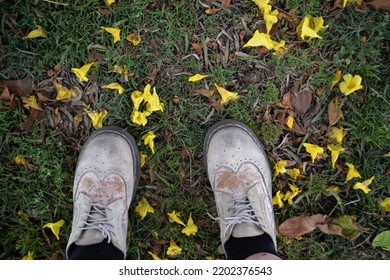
[
  {"left": 252, "top": 0, "right": 270, "bottom": 10},
  {"left": 327, "top": 144, "right": 345, "bottom": 168},
  {"left": 131, "top": 110, "right": 150, "bottom": 126},
  {"left": 167, "top": 239, "right": 182, "bottom": 256},
  {"left": 15, "top": 155, "right": 29, "bottom": 168},
  {"left": 24, "top": 25, "right": 47, "bottom": 39},
  {"left": 18, "top": 210, "right": 32, "bottom": 224},
  {"left": 140, "top": 152, "right": 147, "bottom": 167},
  {"left": 43, "top": 219, "right": 65, "bottom": 240},
  {"left": 188, "top": 74, "right": 209, "bottom": 82},
  {"left": 101, "top": 83, "right": 125, "bottom": 94},
  {"left": 331, "top": 70, "right": 342, "bottom": 90},
  {"left": 385, "top": 151, "right": 390, "bottom": 157},
  {"left": 142, "top": 84, "right": 153, "bottom": 103},
  {"left": 71, "top": 62, "right": 94, "bottom": 82},
  {"left": 273, "top": 160, "right": 287, "bottom": 177},
  {"left": 379, "top": 198, "right": 390, "bottom": 212},
  {"left": 131, "top": 91, "right": 144, "bottom": 111},
  {"left": 22, "top": 251, "right": 34, "bottom": 260},
  {"left": 329, "top": 127, "right": 347, "bottom": 144},
  {"left": 243, "top": 30, "right": 275, "bottom": 49},
  {"left": 286, "top": 115, "right": 294, "bottom": 128},
  {"left": 284, "top": 184, "right": 301, "bottom": 205},
  {"left": 22, "top": 96, "right": 43, "bottom": 111},
  {"left": 286, "top": 168, "right": 300, "bottom": 180},
  {"left": 135, "top": 196, "right": 154, "bottom": 220},
  {"left": 54, "top": 81, "right": 78, "bottom": 101},
  {"left": 343, "top": 0, "right": 363, "bottom": 7},
  {"left": 353, "top": 176, "right": 374, "bottom": 194},
  {"left": 148, "top": 251, "right": 161, "bottom": 260},
  {"left": 272, "top": 40, "right": 287, "bottom": 55},
  {"left": 263, "top": 5, "right": 279, "bottom": 34},
  {"left": 85, "top": 109, "right": 108, "bottom": 129},
  {"left": 142, "top": 131, "right": 156, "bottom": 154},
  {"left": 126, "top": 33, "right": 141, "bottom": 45},
  {"left": 326, "top": 185, "right": 340, "bottom": 193},
  {"left": 214, "top": 83, "right": 239, "bottom": 105},
  {"left": 101, "top": 26, "right": 121, "bottom": 43},
  {"left": 104, "top": 0, "right": 115, "bottom": 6},
  {"left": 182, "top": 213, "right": 198, "bottom": 236},
  {"left": 339, "top": 74, "right": 363, "bottom": 96},
  {"left": 146, "top": 88, "right": 164, "bottom": 113},
  {"left": 345, "top": 162, "right": 362, "bottom": 182},
  {"left": 168, "top": 211, "right": 186, "bottom": 227},
  {"left": 303, "top": 143, "right": 324, "bottom": 163},
  {"left": 272, "top": 190, "right": 284, "bottom": 208},
  {"left": 296, "top": 15, "right": 326, "bottom": 40}
]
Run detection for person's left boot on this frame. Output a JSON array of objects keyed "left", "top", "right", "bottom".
[{"left": 66, "top": 126, "right": 140, "bottom": 259}]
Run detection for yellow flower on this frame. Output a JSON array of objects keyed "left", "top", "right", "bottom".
[
  {"left": 331, "top": 70, "right": 342, "bottom": 90},
  {"left": 263, "top": 5, "right": 279, "bottom": 34},
  {"left": 327, "top": 144, "right": 345, "bottom": 168},
  {"left": 329, "top": 127, "right": 347, "bottom": 144},
  {"left": 303, "top": 143, "right": 324, "bottom": 163},
  {"left": 379, "top": 197, "right": 390, "bottom": 212},
  {"left": 146, "top": 88, "right": 164, "bottom": 113},
  {"left": 345, "top": 162, "right": 362, "bottom": 182},
  {"left": 126, "top": 33, "right": 141, "bottom": 45},
  {"left": 131, "top": 91, "right": 144, "bottom": 111},
  {"left": 214, "top": 83, "right": 239, "bottom": 105},
  {"left": 272, "top": 40, "right": 287, "bottom": 55},
  {"left": 22, "top": 96, "right": 43, "bottom": 111},
  {"left": 71, "top": 62, "right": 94, "bottom": 82},
  {"left": 285, "top": 115, "right": 294, "bottom": 128},
  {"left": 252, "top": 0, "right": 270, "bottom": 10},
  {"left": 339, "top": 74, "right": 363, "bottom": 96},
  {"left": 284, "top": 184, "right": 300, "bottom": 205},
  {"left": 140, "top": 152, "right": 147, "bottom": 167},
  {"left": 131, "top": 110, "right": 150, "bottom": 126},
  {"left": 142, "top": 84, "right": 153, "bottom": 103},
  {"left": 326, "top": 185, "right": 340, "bottom": 193},
  {"left": 101, "top": 83, "right": 125, "bottom": 94},
  {"left": 167, "top": 210, "right": 186, "bottom": 227},
  {"left": 54, "top": 80, "right": 78, "bottom": 100},
  {"left": 353, "top": 176, "right": 374, "bottom": 194},
  {"left": 22, "top": 251, "right": 34, "bottom": 260},
  {"left": 142, "top": 131, "right": 156, "bottom": 154},
  {"left": 104, "top": 0, "right": 115, "bottom": 6},
  {"left": 286, "top": 168, "right": 300, "bottom": 180},
  {"left": 112, "top": 65, "right": 129, "bottom": 75},
  {"left": 273, "top": 160, "right": 287, "bottom": 177},
  {"left": 167, "top": 239, "right": 182, "bottom": 256},
  {"left": 24, "top": 25, "right": 47, "bottom": 39},
  {"left": 86, "top": 109, "right": 108, "bottom": 129},
  {"left": 15, "top": 155, "right": 29, "bottom": 168},
  {"left": 343, "top": 0, "right": 363, "bottom": 7},
  {"left": 43, "top": 219, "right": 65, "bottom": 240},
  {"left": 135, "top": 196, "right": 154, "bottom": 220},
  {"left": 148, "top": 251, "right": 161, "bottom": 260},
  {"left": 182, "top": 213, "right": 198, "bottom": 236},
  {"left": 385, "top": 151, "right": 390, "bottom": 157},
  {"left": 272, "top": 190, "right": 284, "bottom": 208},
  {"left": 243, "top": 30, "right": 275, "bottom": 49},
  {"left": 101, "top": 26, "right": 121, "bottom": 43},
  {"left": 188, "top": 74, "right": 209, "bottom": 82},
  {"left": 18, "top": 210, "right": 32, "bottom": 224},
  {"left": 296, "top": 15, "right": 325, "bottom": 40}
]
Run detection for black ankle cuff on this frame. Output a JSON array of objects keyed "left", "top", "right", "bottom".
[
  {"left": 68, "top": 239, "right": 124, "bottom": 260},
  {"left": 224, "top": 233, "right": 278, "bottom": 260}
]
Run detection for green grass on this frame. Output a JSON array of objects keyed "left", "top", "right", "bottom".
[{"left": 1, "top": 0, "right": 389, "bottom": 260}]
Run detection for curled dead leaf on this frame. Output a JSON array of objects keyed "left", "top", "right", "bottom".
[
  {"left": 368, "top": 0, "right": 390, "bottom": 11},
  {"left": 278, "top": 214, "right": 327, "bottom": 239},
  {"left": 291, "top": 90, "right": 313, "bottom": 116},
  {"left": 0, "top": 77, "right": 34, "bottom": 97},
  {"left": 328, "top": 97, "right": 344, "bottom": 127}
]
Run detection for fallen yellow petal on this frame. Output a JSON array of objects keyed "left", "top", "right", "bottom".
[
  {"left": 142, "top": 131, "right": 156, "bottom": 154},
  {"left": 214, "top": 83, "right": 239, "bottom": 105},
  {"left": 272, "top": 190, "right": 284, "bottom": 208},
  {"left": 104, "top": 0, "right": 115, "bottom": 6},
  {"left": 86, "top": 109, "right": 108, "bottom": 129},
  {"left": 15, "top": 155, "right": 29, "bottom": 168},
  {"left": 167, "top": 239, "right": 182, "bottom": 256},
  {"left": 71, "top": 62, "right": 94, "bottom": 82},
  {"left": 273, "top": 160, "right": 287, "bottom": 177},
  {"left": 353, "top": 176, "right": 374, "bottom": 194},
  {"left": 101, "top": 82, "right": 125, "bottom": 94},
  {"left": 286, "top": 115, "right": 294, "bottom": 128},
  {"left": 181, "top": 213, "right": 198, "bottom": 236},
  {"left": 43, "top": 219, "right": 65, "bottom": 240},
  {"left": 131, "top": 110, "right": 150, "bottom": 126},
  {"left": 286, "top": 168, "right": 300, "bottom": 180},
  {"left": 135, "top": 196, "right": 154, "bottom": 220},
  {"left": 330, "top": 70, "right": 342, "bottom": 90},
  {"left": 18, "top": 210, "right": 32, "bottom": 224},
  {"left": 167, "top": 211, "right": 186, "bottom": 227},
  {"left": 329, "top": 127, "right": 347, "bottom": 144},
  {"left": 283, "top": 184, "right": 300, "bottom": 205},
  {"left": 140, "top": 152, "right": 147, "bottom": 167},
  {"left": 54, "top": 80, "right": 78, "bottom": 100},
  {"left": 379, "top": 197, "right": 390, "bottom": 212},
  {"left": 24, "top": 25, "right": 47, "bottom": 39},
  {"left": 148, "top": 251, "right": 161, "bottom": 260},
  {"left": 303, "top": 143, "right": 324, "bottom": 163},
  {"left": 22, "top": 96, "right": 43, "bottom": 111},
  {"left": 243, "top": 30, "right": 275, "bottom": 49},
  {"left": 22, "top": 251, "right": 34, "bottom": 260},
  {"left": 327, "top": 144, "right": 345, "bottom": 168},
  {"left": 101, "top": 26, "right": 121, "bottom": 43},
  {"left": 126, "top": 33, "right": 141, "bottom": 45},
  {"left": 339, "top": 74, "right": 363, "bottom": 96},
  {"left": 188, "top": 74, "right": 209, "bottom": 82},
  {"left": 345, "top": 162, "right": 361, "bottom": 182}
]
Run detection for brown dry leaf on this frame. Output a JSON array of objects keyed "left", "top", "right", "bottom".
[
  {"left": 317, "top": 223, "right": 343, "bottom": 237},
  {"left": 47, "top": 64, "right": 61, "bottom": 77},
  {"left": 220, "top": 0, "right": 231, "bottom": 8},
  {"left": 278, "top": 214, "right": 327, "bottom": 239},
  {"left": 21, "top": 108, "right": 45, "bottom": 132},
  {"left": 193, "top": 88, "right": 215, "bottom": 99},
  {"left": 0, "top": 87, "right": 17, "bottom": 108},
  {"left": 274, "top": 109, "right": 306, "bottom": 135},
  {"left": 276, "top": 91, "right": 293, "bottom": 109},
  {"left": 328, "top": 97, "right": 344, "bottom": 127},
  {"left": 368, "top": 0, "right": 390, "bottom": 11},
  {"left": 318, "top": 215, "right": 364, "bottom": 240},
  {"left": 291, "top": 90, "right": 313, "bottom": 116},
  {"left": 0, "top": 77, "right": 34, "bottom": 97}
]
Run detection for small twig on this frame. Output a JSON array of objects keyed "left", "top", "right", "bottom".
[
  {"left": 42, "top": 0, "right": 69, "bottom": 6},
  {"left": 15, "top": 48, "right": 38, "bottom": 56}
]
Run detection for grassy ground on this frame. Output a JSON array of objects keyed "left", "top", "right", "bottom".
[{"left": 0, "top": 0, "right": 389, "bottom": 260}]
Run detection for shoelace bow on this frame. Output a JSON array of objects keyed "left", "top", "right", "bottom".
[
  {"left": 82, "top": 203, "right": 114, "bottom": 243},
  {"left": 211, "top": 194, "right": 264, "bottom": 237}
]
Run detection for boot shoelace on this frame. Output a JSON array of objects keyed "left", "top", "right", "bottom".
[{"left": 82, "top": 203, "right": 114, "bottom": 243}]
